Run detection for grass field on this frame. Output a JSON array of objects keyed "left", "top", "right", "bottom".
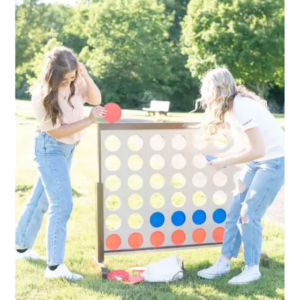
[{"left": 15, "top": 100, "right": 285, "bottom": 300}]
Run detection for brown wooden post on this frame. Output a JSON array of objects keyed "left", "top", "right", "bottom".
[{"left": 96, "top": 182, "right": 104, "bottom": 263}]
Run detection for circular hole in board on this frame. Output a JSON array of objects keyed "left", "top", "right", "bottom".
[
  {"left": 128, "top": 233, "right": 143, "bottom": 249},
  {"left": 172, "top": 192, "right": 186, "bottom": 208},
  {"left": 193, "top": 153, "right": 207, "bottom": 169},
  {"left": 193, "top": 191, "right": 207, "bottom": 207},
  {"left": 150, "top": 154, "right": 165, "bottom": 170},
  {"left": 233, "top": 171, "right": 241, "bottom": 184},
  {"left": 172, "top": 134, "right": 187, "bottom": 150},
  {"left": 213, "top": 171, "right": 227, "bottom": 187},
  {"left": 213, "top": 135, "right": 228, "bottom": 150},
  {"left": 192, "top": 210, "right": 207, "bottom": 225},
  {"left": 171, "top": 211, "right": 186, "bottom": 226},
  {"left": 213, "top": 190, "right": 227, "bottom": 206},
  {"left": 106, "top": 214, "right": 121, "bottom": 231},
  {"left": 150, "top": 174, "right": 165, "bottom": 190},
  {"left": 128, "top": 213, "right": 143, "bottom": 229},
  {"left": 105, "top": 155, "right": 121, "bottom": 171},
  {"left": 150, "top": 193, "right": 165, "bottom": 208},
  {"left": 105, "top": 135, "right": 121, "bottom": 152},
  {"left": 105, "top": 175, "right": 121, "bottom": 192},
  {"left": 172, "top": 154, "right": 187, "bottom": 170},
  {"left": 150, "top": 212, "right": 165, "bottom": 228},
  {"left": 106, "top": 195, "right": 121, "bottom": 211},
  {"left": 128, "top": 135, "right": 143, "bottom": 151},
  {"left": 128, "top": 194, "right": 143, "bottom": 210},
  {"left": 171, "top": 173, "right": 186, "bottom": 189},
  {"left": 128, "top": 174, "right": 143, "bottom": 190},
  {"left": 213, "top": 209, "right": 227, "bottom": 224},
  {"left": 171, "top": 230, "right": 186, "bottom": 245},
  {"left": 150, "top": 135, "right": 165, "bottom": 151},
  {"left": 106, "top": 234, "right": 121, "bottom": 250},
  {"left": 193, "top": 134, "right": 208, "bottom": 150},
  {"left": 150, "top": 231, "right": 165, "bottom": 247},
  {"left": 192, "top": 172, "right": 207, "bottom": 188},
  {"left": 192, "top": 229, "right": 206, "bottom": 244},
  {"left": 213, "top": 227, "right": 225, "bottom": 242},
  {"left": 128, "top": 155, "right": 143, "bottom": 171}
]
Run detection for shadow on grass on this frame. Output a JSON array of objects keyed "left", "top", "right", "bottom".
[{"left": 76, "top": 258, "right": 284, "bottom": 300}]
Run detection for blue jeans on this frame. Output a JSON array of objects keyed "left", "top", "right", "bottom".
[
  {"left": 15, "top": 132, "right": 76, "bottom": 265},
  {"left": 221, "top": 157, "right": 285, "bottom": 266}
]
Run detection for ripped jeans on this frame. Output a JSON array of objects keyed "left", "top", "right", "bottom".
[
  {"left": 221, "top": 157, "right": 285, "bottom": 266},
  {"left": 15, "top": 132, "right": 76, "bottom": 265}
]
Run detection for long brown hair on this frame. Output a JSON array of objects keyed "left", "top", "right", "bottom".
[{"left": 32, "top": 46, "right": 79, "bottom": 126}]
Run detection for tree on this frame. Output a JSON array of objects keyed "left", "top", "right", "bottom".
[
  {"left": 61, "top": 1, "right": 90, "bottom": 54},
  {"left": 15, "top": 0, "right": 50, "bottom": 98},
  {"left": 15, "top": 0, "right": 79, "bottom": 99},
  {"left": 80, "top": 0, "right": 175, "bottom": 108},
  {"left": 181, "top": 0, "right": 284, "bottom": 98},
  {"left": 158, "top": 0, "right": 199, "bottom": 111},
  {"left": 26, "top": 37, "right": 63, "bottom": 88}
]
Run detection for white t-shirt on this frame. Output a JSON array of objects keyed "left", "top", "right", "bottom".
[{"left": 226, "top": 94, "right": 285, "bottom": 161}]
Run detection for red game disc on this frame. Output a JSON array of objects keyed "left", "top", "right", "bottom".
[
  {"left": 107, "top": 270, "right": 129, "bottom": 281},
  {"left": 123, "top": 276, "right": 145, "bottom": 284},
  {"left": 103, "top": 103, "right": 122, "bottom": 123}
]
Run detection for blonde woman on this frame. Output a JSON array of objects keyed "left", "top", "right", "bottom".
[{"left": 196, "top": 68, "right": 284, "bottom": 285}]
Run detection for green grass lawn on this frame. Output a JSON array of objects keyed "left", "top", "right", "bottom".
[{"left": 15, "top": 100, "right": 285, "bottom": 300}]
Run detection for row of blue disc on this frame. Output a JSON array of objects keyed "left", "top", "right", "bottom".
[{"left": 150, "top": 209, "right": 226, "bottom": 228}]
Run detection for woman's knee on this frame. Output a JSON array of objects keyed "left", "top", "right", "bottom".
[
  {"left": 49, "top": 198, "right": 73, "bottom": 220},
  {"left": 62, "top": 200, "right": 73, "bottom": 219}
]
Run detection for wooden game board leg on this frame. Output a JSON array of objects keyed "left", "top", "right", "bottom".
[
  {"left": 239, "top": 246, "right": 269, "bottom": 267},
  {"left": 94, "top": 182, "right": 108, "bottom": 279},
  {"left": 260, "top": 252, "right": 270, "bottom": 267},
  {"left": 92, "top": 256, "right": 108, "bottom": 279}
]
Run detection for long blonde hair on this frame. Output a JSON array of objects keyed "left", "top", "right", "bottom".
[{"left": 192, "top": 68, "right": 267, "bottom": 135}]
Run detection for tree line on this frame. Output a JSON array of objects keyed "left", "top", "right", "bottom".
[{"left": 16, "top": 0, "right": 284, "bottom": 112}]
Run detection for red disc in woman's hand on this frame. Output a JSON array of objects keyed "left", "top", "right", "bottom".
[{"left": 103, "top": 103, "right": 122, "bottom": 123}]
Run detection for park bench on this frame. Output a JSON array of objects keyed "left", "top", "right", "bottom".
[{"left": 142, "top": 100, "right": 170, "bottom": 116}]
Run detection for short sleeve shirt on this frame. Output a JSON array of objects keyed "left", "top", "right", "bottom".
[{"left": 32, "top": 76, "right": 88, "bottom": 144}]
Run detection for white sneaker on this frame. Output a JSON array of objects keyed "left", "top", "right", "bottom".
[
  {"left": 228, "top": 265, "right": 261, "bottom": 285},
  {"left": 44, "top": 264, "right": 83, "bottom": 282},
  {"left": 197, "top": 256, "right": 230, "bottom": 279},
  {"left": 15, "top": 249, "right": 44, "bottom": 261}
]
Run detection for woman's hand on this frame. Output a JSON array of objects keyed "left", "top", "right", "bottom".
[
  {"left": 88, "top": 106, "right": 107, "bottom": 123},
  {"left": 209, "top": 158, "right": 228, "bottom": 170},
  {"left": 78, "top": 62, "right": 90, "bottom": 80},
  {"left": 215, "top": 152, "right": 227, "bottom": 158},
  {"left": 78, "top": 62, "right": 102, "bottom": 105}
]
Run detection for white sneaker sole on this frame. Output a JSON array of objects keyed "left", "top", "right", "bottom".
[
  {"left": 197, "top": 270, "right": 230, "bottom": 279},
  {"left": 228, "top": 274, "right": 261, "bottom": 285}
]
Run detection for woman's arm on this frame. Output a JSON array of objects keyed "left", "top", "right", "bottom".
[
  {"left": 217, "top": 123, "right": 245, "bottom": 158},
  {"left": 210, "top": 127, "right": 265, "bottom": 169},
  {"left": 47, "top": 106, "right": 106, "bottom": 139},
  {"left": 78, "top": 63, "right": 101, "bottom": 105},
  {"left": 217, "top": 143, "right": 245, "bottom": 158}
]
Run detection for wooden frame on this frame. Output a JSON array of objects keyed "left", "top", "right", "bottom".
[{"left": 94, "top": 122, "right": 269, "bottom": 277}]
